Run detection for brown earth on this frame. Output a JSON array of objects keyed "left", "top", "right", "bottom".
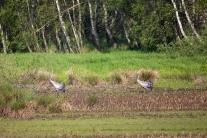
[
  {"left": 34, "top": 84, "right": 207, "bottom": 114},
  {"left": 1, "top": 84, "right": 207, "bottom": 119}
]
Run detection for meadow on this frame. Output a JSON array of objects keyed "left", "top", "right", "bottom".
[
  {"left": 0, "top": 110, "right": 207, "bottom": 138},
  {"left": 0, "top": 51, "right": 207, "bottom": 88},
  {"left": 0, "top": 51, "right": 207, "bottom": 137}
]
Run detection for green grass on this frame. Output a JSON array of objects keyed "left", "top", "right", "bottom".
[
  {"left": 0, "top": 83, "right": 33, "bottom": 111},
  {"left": 0, "top": 51, "right": 207, "bottom": 89},
  {"left": 0, "top": 111, "right": 207, "bottom": 137}
]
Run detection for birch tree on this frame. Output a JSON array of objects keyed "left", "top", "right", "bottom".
[
  {"left": 41, "top": 28, "right": 49, "bottom": 52},
  {"left": 0, "top": 23, "right": 7, "bottom": 54},
  {"left": 171, "top": 0, "right": 188, "bottom": 39},
  {"left": 88, "top": 0, "right": 101, "bottom": 50},
  {"left": 120, "top": 11, "right": 131, "bottom": 44},
  {"left": 181, "top": 0, "right": 202, "bottom": 42},
  {"left": 55, "top": 28, "right": 62, "bottom": 51},
  {"left": 63, "top": 0, "right": 81, "bottom": 53},
  {"left": 55, "top": 0, "right": 74, "bottom": 53},
  {"left": 103, "top": 2, "right": 118, "bottom": 49},
  {"left": 77, "top": 0, "right": 83, "bottom": 48}
]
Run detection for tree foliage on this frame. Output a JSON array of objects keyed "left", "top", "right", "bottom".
[{"left": 0, "top": 0, "right": 206, "bottom": 54}]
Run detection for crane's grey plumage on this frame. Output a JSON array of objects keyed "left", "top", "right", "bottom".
[
  {"left": 137, "top": 75, "right": 153, "bottom": 90},
  {"left": 50, "top": 76, "right": 65, "bottom": 92}
]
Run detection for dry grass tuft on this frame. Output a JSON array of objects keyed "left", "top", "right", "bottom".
[
  {"left": 109, "top": 71, "right": 138, "bottom": 85},
  {"left": 1, "top": 101, "right": 36, "bottom": 119},
  {"left": 67, "top": 68, "right": 83, "bottom": 85},
  {"left": 137, "top": 69, "right": 159, "bottom": 82},
  {"left": 20, "top": 70, "right": 52, "bottom": 85},
  {"left": 194, "top": 76, "right": 205, "bottom": 84}
]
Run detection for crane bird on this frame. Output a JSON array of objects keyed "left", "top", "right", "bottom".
[
  {"left": 136, "top": 75, "right": 153, "bottom": 90},
  {"left": 50, "top": 76, "right": 65, "bottom": 92}
]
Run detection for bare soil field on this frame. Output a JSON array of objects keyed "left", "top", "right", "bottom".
[{"left": 55, "top": 85, "right": 207, "bottom": 111}]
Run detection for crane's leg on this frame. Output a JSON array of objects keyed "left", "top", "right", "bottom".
[{"left": 142, "top": 87, "right": 146, "bottom": 93}]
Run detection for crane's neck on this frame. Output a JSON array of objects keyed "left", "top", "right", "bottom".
[{"left": 50, "top": 76, "right": 53, "bottom": 82}]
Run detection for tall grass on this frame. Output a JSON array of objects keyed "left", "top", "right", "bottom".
[
  {"left": 0, "top": 51, "right": 206, "bottom": 88},
  {"left": 0, "top": 83, "right": 34, "bottom": 111}
]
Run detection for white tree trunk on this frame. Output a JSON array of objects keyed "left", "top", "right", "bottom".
[
  {"left": 63, "top": 0, "right": 81, "bottom": 53},
  {"left": 120, "top": 12, "right": 131, "bottom": 44},
  {"left": 55, "top": 0, "right": 74, "bottom": 53},
  {"left": 41, "top": 28, "right": 49, "bottom": 52},
  {"left": 77, "top": 0, "right": 83, "bottom": 48},
  {"left": 171, "top": 0, "right": 188, "bottom": 39},
  {"left": 0, "top": 23, "right": 7, "bottom": 54},
  {"left": 192, "top": 0, "right": 195, "bottom": 15},
  {"left": 56, "top": 28, "right": 62, "bottom": 51},
  {"left": 181, "top": 0, "right": 202, "bottom": 42},
  {"left": 88, "top": 0, "right": 101, "bottom": 50}
]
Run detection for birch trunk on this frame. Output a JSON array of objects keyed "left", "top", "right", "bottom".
[
  {"left": 192, "top": 0, "right": 195, "bottom": 15},
  {"left": 103, "top": 3, "right": 118, "bottom": 49},
  {"left": 41, "top": 28, "right": 49, "bottom": 52},
  {"left": 23, "top": 33, "right": 33, "bottom": 52},
  {"left": 77, "top": 0, "right": 83, "bottom": 48},
  {"left": 56, "top": 28, "right": 62, "bottom": 51},
  {"left": 171, "top": 0, "right": 188, "bottom": 39},
  {"left": 55, "top": 0, "right": 74, "bottom": 53},
  {"left": 0, "top": 24, "right": 7, "bottom": 54},
  {"left": 181, "top": 0, "right": 202, "bottom": 42},
  {"left": 26, "top": 0, "right": 40, "bottom": 51},
  {"left": 88, "top": 0, "right": 101, "bottom": 50},
  {"left": 63, "top": 0, "right": 81, "bottom": 53},
  {"left": 120, "top": 12, "right": 131, "bottom": 44}
]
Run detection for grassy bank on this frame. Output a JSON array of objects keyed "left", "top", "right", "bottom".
[
  {"left": 0, "top": 111, "right": 207, "bottom": 137},
  {"left": 0, "top": 51, "right": 207, "bottom": 89}
]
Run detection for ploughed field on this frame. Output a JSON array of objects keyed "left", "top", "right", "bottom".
[
  {"left": 38, "top": 85, "right": 207, "bottom": 112},
  {"left": 1, "top": 85, "right": 207, "bottom": 138}
]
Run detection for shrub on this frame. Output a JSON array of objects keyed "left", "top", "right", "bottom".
[
  {"left": 109, "top": 73, "right": 122, "bottom": 84},
  {"left": 0, "top": 83, "right": 33, "bottom": 111},
  {"left": 84, "top": 75, "right": 99, "bottom": 85},
  {"left": 25, "top": 91, "right": 35, "bottom": 101},
  {"left": 87, "top": 95, "right": 99, "bottom": 107},
  {"left": 10, "top": 100, "right": 26, "bottom": 111},
  {"left": 156, "top": 37, "right": 207, "bottom": 57},
  {"left": 137, "top": 69, "right": 159, "bottom": 82},
  {"left": 49, "top": 103, "right": 62, "bottom": 113},
  {"left": 68, "top": 74, "right": 75, "bottom": 85},
  {"left": 37, "top": 95, "right": 56, "bottom": 107}
]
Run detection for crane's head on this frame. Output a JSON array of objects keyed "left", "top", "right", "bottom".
[{"left": 49, "top": 75, "right": 53, "bottom": 81}]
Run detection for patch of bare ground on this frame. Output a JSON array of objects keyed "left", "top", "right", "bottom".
[{"left": 2, "top": 83, "right": 207, "bottom": 119}]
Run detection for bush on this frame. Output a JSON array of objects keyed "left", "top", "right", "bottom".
[
  {"left": 156, "top": 37, "right": 207, "bottom": 57},
  {"left": 137, "top": 69, "right": 159, "bottom": 82},
  {"left": 109, "top": 73, "right": 122, "bottom": 84},
  {"left": 37, "top": 95, "right": 56, "bottom": 107},
  {"left": 87, "top": 95, "right": 99, "bottom": 107},
  {"left": 0, "top": 83, "right": 32, "bottom": 111},
  {"left": 84, "top": 75, "right": 99, "bottom": 85},
  {"left": 10, "top": 100, "right": 26, "bottom": 111},
  {"left": 49, "top": 103, "right": 62, "bottom": 113}
]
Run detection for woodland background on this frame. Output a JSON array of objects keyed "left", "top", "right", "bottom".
[{"left": 0, "top": 0, "right": 207, "bottom": 55}]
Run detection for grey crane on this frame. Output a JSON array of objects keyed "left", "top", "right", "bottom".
[
  {"left": 50, "top": 76, "right": 65, "bottom": 92},
  {"left": 136, "top": 75, "right": 153, "bottom": 90}
]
